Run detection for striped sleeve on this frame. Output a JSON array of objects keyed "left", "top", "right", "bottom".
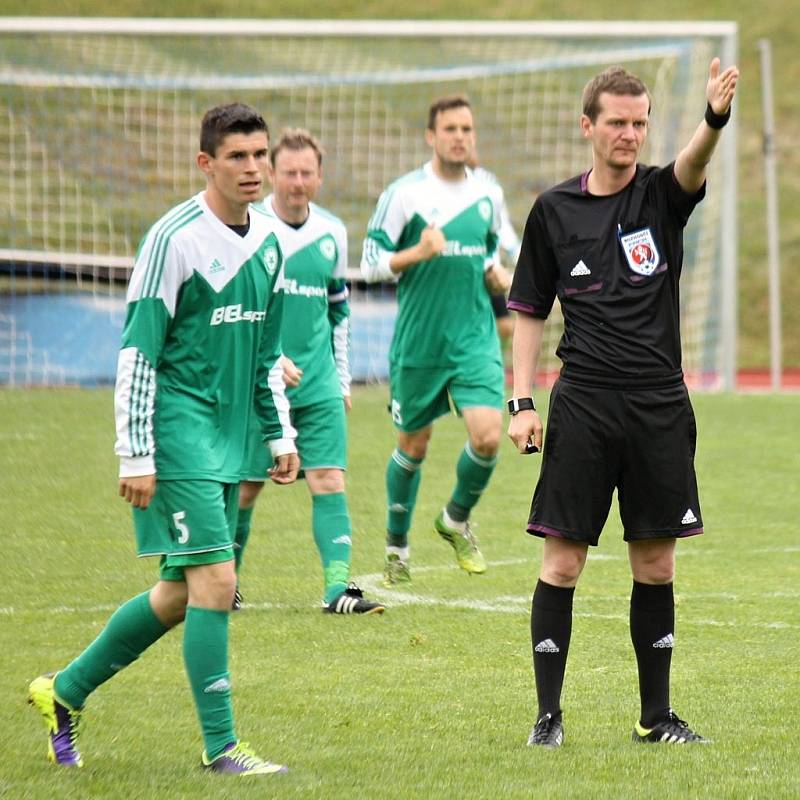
[
  {"left": 113, "top": 201, "right": 198, "bottom": 476},
  {"left": 360, "top": 184, "right": 407, "bottom": 283},
  {"left": 329, "top": 221, "right": 351, "bottom": 396}
]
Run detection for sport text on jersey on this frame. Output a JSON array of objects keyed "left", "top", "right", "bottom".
[
  {"left": 281, "top": 278, "right": 327, "bottom": 298},
  {"left": 209, "top": 305, "right": 267, "bottom": 326},
  {"left": 440, "top": 240, "right": 487, "bottom": 258}
]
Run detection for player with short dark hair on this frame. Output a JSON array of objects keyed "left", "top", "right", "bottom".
[
  {"left": 507, "top": 59, "right": 738, "bottom": 747},
  {"left": 235, "top": 127, "right": 385, "bottom": 615},
  {"left": 361, "top": 94, "right": 510, "bottom": 586},
  {"left": 28, "top": 102, "right": 299, "bottom": 776}
]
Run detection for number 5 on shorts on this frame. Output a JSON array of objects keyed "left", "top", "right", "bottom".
[{"left": 172, "top": 510, "right": 190, "bottom": 544}]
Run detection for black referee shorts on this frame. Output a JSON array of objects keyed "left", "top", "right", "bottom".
[{"left": 527, "top": 378, "right": 703, "bottom": 545}]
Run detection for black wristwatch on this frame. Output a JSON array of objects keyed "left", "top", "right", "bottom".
[{"left": 507, "top": 397, "right": 536, "bottom": 415}]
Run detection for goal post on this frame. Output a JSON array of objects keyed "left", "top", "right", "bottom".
[{"left": 0, "top": 18, "right": 737, "bottom": 388}]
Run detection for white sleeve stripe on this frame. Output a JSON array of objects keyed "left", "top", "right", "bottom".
[
  {"left": 267, "top": 358, "right": 296, "bottom": 440},
  {"left": 143, "top": 205, "right": 202, "bottom": 298},
  {"left": 332, "top": 317, "right": 351, "bottom": 396},
  {"left": 127, "top": 350, "right": 156, "bottom": 458},
  {"left": 114, "top": 347, "right": 155, "bottom": 460}
]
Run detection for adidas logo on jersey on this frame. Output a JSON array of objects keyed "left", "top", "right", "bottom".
[
  {"left": 681, "top": 508, "right": 698, "bottom": 524},
  {"left": 653, "top": 633, "right": 675, "bottom": 649},
  {"left": 534, "top": 638, "right": 560, "bottom": 653},
  {"left": 570, "top": 260, "right": 591, "bottom": 277},
  {"left": 209, "top": 258, "right": 225, "bottom": 274}
]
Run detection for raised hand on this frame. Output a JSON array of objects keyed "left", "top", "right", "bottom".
[{"left": 707, "top": 57, "right": 739, "bottom": 115}]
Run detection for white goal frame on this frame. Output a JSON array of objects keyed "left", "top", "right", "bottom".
[{"left": 0, "top": 18, "right": 738, "bottom": 388}]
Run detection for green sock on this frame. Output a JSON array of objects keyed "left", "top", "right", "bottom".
[
  {"left": 183, "top": 606, "right": 235, "bottom": 760},
  {"left": 312, "top": 492, "right": 352, "bottom": 604},
  {"left": 386, "top": 448, "right": 423, "bottom": 547},
  {"left": 234, "top": 506, "right": 254, "bottom": 573},
  {"left": 446, "top": 442, "right": 498, "bottom": 522},
  {"left": 54, "top": 591, "right": 169, "bottom": 709}
]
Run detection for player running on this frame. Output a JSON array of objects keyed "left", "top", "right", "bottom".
[{"left": 361, "top": 95, "right": 510, "bottom": 587}]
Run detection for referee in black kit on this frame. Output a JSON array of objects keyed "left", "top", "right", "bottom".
[{"left": 507, "top": 58, "right": 738, "bottom": 747}]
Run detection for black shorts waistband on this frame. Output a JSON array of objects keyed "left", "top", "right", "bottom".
[{"left": 558, "top": 366, "right": 685, "bottom": 391}]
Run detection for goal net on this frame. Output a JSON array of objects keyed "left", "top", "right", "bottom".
[{"left": 0, "top": 19, "right": 737, "bottom": 388}]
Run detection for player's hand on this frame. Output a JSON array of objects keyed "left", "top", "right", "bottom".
[
  {"left": 281, "top": 355, "right": 303, "bottom": 387},
  {"left": 507, "top": 410, "right": 543, "bottom": 455},
  {"left": 119, "top": 474, "right": 156, "bottom": 508},
  {"left": 706, "top": 57, "right": 739, "bottom": 115},
  {"left": 343, "top": 395, "right": 352, "bottom": 413},
  {"left": 485, "top": 264, "right": 511, "bottom": 294},
  {"left": 417, "top": 224, "right": 446, "bottom": 261},
  {"left": 269, "top": 452, "right": 300, "bottom": 485}
]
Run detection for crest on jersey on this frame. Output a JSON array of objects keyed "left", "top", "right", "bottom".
[
  {"left": 619, "top": 227, "right": 660, "bottom": 276},
  {"left": 319, "top": 236, "right": 336, "bottom": 261},
  {"left": 264, "top": 245, "right": 279, "bottom": 276},
  {"left": 478, "top": 199, "right": 492, "bottom": 222}
]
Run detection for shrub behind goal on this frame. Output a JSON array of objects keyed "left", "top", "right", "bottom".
[{"left": 0, "top": 19, "right": 737, "bottom": 388}]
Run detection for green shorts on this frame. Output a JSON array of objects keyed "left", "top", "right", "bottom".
[
  {"left": 243, "top": 397, "right": 347, "bottom": 480},
  {"left": 133, "top": 480, "right": 239, "bottom": 581},
  {"left": 389, "top": 360, "right": 505, "bottom": 433}
]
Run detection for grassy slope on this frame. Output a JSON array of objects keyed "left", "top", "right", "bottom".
[
  {"left": 6, "top": 1, "right": 799, "bottom": 368},
  {"left": 1, "top": 385, "right": 799, "bottom": 799}
]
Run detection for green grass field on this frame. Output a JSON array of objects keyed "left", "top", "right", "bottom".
[{"left": 1, "top": 384, "right": 798, "bottom": 799}]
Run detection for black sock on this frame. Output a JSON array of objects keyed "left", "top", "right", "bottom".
[
  {"left": 630, "top": 580, "right": 674, "bottom": 727},
  {"left": 531, "top": 579, "right": 574, "bottom": 718}
]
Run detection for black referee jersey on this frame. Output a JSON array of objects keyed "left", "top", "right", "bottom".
[{"left": 508, "top": 162, "right": 705, "bottom": 387}]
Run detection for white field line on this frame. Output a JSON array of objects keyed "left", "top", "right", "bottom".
[{"left": 2, "top": 551, "right": 798, "bottom": 630}]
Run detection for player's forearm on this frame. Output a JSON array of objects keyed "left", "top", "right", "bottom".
[
  {"left": 511, "top": 313, "right": 546, "bottom": 398},
  {"left": 114, "top": 345, "right": 157, "bottom": 475},
  {"left": 674, "top": 121, "right": 724, "bottom": 195},
  {"left": 389, "top": 242, "right": 431, "bottom": 273},
  {"left": 331, "top": 316, "right": 352, "bottom": 397}
]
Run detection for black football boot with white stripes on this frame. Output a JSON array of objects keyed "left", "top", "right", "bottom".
[
  {"left": 323, "top": 582, "right": 386, "bottom": 615},
  {"left": 632, "top": 709, "right": 710, "bottom": 744},
  {"left": 527, "top": 711, "right": 564, "bottom": 747}
]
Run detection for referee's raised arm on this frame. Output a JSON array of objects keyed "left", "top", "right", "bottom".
[{"left": 674, "top": 57, "right": 739, "bottom": 194}]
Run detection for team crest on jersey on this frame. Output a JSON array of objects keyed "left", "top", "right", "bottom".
[
  {"left": 619, "top": 227, "right": 660, "bottom": 276},
  {"left": 478, "top": 199, "right": 492, "bottom": 222},
  {"left": 319, "top": 236, "right": 336, "bottom": 261},
  {"left": 263, "top": 245, "right": 279, "bottom": 275}
]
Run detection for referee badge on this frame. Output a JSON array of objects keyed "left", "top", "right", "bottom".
[{"left": 619, "top": 227, "right": 660, "bottom": 277}]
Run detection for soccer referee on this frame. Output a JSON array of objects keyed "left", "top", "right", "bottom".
[{"left": 507, "top": 58, "right": 738, "bottom": 747}]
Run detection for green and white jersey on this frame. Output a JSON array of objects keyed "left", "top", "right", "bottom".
[
  {"left": 258, "top": 196, "right": 350, "bottom": 408},
  {"left": 114, "top": 191, "right": 296, "bottom": 482},
  {"left": 361, "top": 162, "right": 503, "bottom": 368}
]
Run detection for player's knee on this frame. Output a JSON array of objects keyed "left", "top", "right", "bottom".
[
  {"left": 470, "top": 424, "right": 502, "bottom": 456},
  {"left": 308, "top": 469, "right": 345, "bottom": 494},
  {"left": 398, "top": 429, "right": 431, "bottom": 460},
  {"left": 186, "top": 561, "right": 237, "bottom": 609}
]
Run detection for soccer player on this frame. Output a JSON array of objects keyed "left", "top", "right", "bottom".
[
  {"left": 361, "top": 95, "right": 510, "bottom": 586},
  {"left": 234, "top": 128, "right": 385, "bottom": 615},
  {"left": 28, "top": 103, "right": 299, "bottom": 775},
  {"left": 507, "top": 59, "right": 738, "bottom": 746}
]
